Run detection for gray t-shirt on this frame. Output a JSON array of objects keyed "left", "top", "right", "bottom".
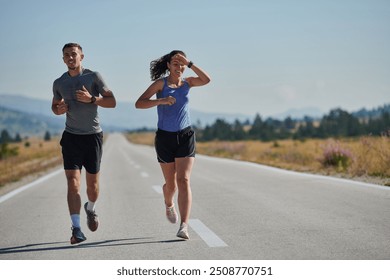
[{"left": 53, "top": 68, "right": 110, "bottom": 135}]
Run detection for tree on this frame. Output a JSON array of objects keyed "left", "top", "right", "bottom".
[
  {"left": 14, "top": 133, "right": 22, "bottom": 143},
  {"left": 44, "top": 131, "right": 51, "bottom": 141},
  {"left": 248, "top": 114, "right": 264, "bottom": 140},
  {"left": 318, "top": 108, "right": 362, "bottom": 138},
  {"left": 294, "top": 116, "right": 316, "bottom": 139},
  {"left": 248, "top": 114, "right": 275, "bottom": 141},
  {"left": 0, "top": 129, "right": 12, "bottom": 144},
  {"left": 200, "top": 119, "right": 233, "bottom": 141},
  {"left": 231, "top": 119, "right": 246, "bottom": 140},
  {"left": 0, "top": 143, "right": 19, "bottom": 159}
]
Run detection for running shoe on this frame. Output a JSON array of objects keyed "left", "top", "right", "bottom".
[
  {"left": 177, "top": 223, "right": 190, "bottom": 240},
  {"left": 166, "top": 204, "right": 178, "bottom": 224},
  {"left": 70, "top": 227, "right": 86, "bottom": 244},
  {"left": 84, "top": 202, "right": 99, "bottom": 232}
]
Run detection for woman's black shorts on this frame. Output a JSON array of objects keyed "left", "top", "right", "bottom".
[
  {"left": 155, "top": 126, "right": 196, "bottom": 163},
  {"left": 60, "top": 131, "right": 103, "bottom": 174}
]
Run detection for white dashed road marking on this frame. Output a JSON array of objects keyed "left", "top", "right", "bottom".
[
  {"left": 189, "top": 219, "right": 228, "bottom": 247},
  {"left": 152, "top": 185, "right": 163, "bottom": 194},
  {"left": 151, "top": 184, "right": 228, "bottom": 247}
]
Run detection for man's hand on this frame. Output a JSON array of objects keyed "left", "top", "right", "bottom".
[
  {"left": 56, "top": 100, "right": 68, "bottom": 115},
  {"left": 76, "top": 85, "right": 93, "bottom": 103}
]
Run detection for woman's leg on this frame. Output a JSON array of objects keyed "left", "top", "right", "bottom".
[
  {"left": 175, "top": 157, "right": 195, "bottom": 224},
  {"left": 160, "top": 162, "right": 179, "bottom": 223},
  {"left": 159, "top": 162, "right": 177, "bottom": 207}
]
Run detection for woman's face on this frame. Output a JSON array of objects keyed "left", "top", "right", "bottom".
[{"left": 168, "top": 57, "right": 186, "bottom": 78}]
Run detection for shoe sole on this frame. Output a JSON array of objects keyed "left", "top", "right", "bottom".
[
  {"left": 87, "top": 220, "right": 99, "bottom": 232},
  {"left": 70, "top": 236, "right": 86, "bottom": 245},
  {"left": 84, "top": 203, "right": 99, "bottom": 232},
  {"left": 177, "top": 230, "right": 190, "bottom": 240}
]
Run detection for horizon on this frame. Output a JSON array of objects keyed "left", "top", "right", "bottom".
[{"left": 0, "top": 93, "right": 389, "bottom": 121}]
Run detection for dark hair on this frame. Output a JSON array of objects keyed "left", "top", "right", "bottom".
[
  {"left": 62, "top": 43, "right": 83, "bottom": 53},
  {"left": 150, "top": 50, "right": 186, "bottom": 81}
]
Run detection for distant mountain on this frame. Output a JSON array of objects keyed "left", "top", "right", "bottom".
[
  {"left": 0, "top": 94, "right": 53, "bottom": 117},
  {"left": 1, "top": 94, "right": 388, "bottom": 137},
  {"left": 0, "top": 94, "right": 252, "bottom": 134},
  {"left": 272, "top": 107, "right": 324, "bottom": 120},
  {"left": 0, "top": 106, "right": 64, "bottom": 137}
]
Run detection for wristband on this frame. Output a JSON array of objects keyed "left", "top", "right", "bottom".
[{"left": 187, "top": 61, "right": 193, "bottom": 68}]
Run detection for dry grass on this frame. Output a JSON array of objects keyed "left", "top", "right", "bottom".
[
  {"left": 348, "top": 135, "right": 390, "bottom": 178},
  {"left": 197, "top": 139, "right": 324, "bottom": 172},
  {"left": 126, "top": 132, "right": 156, "bottom": 146},
  {"left": 0, "top": 137, "right": 62, "bottom": 186},
  {"left": 126, "top": 132, "right": 390, "bottom": 186},
  {"left": 2, "top": 132, "right": 388, "bottom": 187}
]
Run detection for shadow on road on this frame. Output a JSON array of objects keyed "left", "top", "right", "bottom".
[{"left": 0, "top": 237, "right": 184, "bottom": 256}]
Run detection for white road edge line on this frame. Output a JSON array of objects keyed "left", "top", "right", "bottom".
[
  {"left": 189, "top": 219, "right": 228, "bottom": 248},
  {"left": 0, "top": 168, "right": 63, "bottom": 204}
]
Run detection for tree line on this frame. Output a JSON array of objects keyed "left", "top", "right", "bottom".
[
  {"left": 0, "top": 130, "right": 52, "bottom": 144},
  {"left": 197, "top": 108, "right": 390, "bottom": 142}
]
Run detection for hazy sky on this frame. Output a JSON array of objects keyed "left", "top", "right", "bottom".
[{"left": 0, "top": 0, "right": 389, "bottom": 118}]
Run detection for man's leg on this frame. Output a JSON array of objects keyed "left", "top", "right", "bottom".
[
  {"left": 65, "top": 169, "right": 82, "bottom": 218},
  {"left": 65, "top": 169, "right": 87, "bottom": 244},
  {"left": 84, "top": 171, "right": 100, "bottom": 231},
  {"left": 86, "top": 171, "right": 99, "bottom": 205}
]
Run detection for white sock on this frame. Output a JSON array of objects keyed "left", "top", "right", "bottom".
[
  {"left": 71, "top": 214, "right": 81, "bottom": 228},
  {"left": 87, "top": 200, "right": 96, "bottom": 212}
]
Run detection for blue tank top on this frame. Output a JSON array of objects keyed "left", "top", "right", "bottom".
[{"left": 156, "top": 78, "right": 191, "bottom": 132}]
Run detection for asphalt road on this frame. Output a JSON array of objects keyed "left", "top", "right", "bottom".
[{"left": 0, "top": 133, "right": 389, "bottom": 260}]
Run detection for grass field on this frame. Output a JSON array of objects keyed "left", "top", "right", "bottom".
[
  {"left": 0, "top": 137, "right": 62, "bottom": 186},
  {"left": 126, "top": 132, "right": 390, "bottom": 186},
  {"left": 1, "top": 132, "right": 389, "bottom": 188}
]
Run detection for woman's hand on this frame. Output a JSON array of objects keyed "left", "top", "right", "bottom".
[
  {"left": 161, "top": 95, "right": 176, "bottom": 106},
  {"left": 172, "top": 53, "right": 190, "bottom": 67}
]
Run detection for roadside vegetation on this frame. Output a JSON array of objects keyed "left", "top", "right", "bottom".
[
  {"left": 126, "top": 132, "right": 390, "bottom": 186},
  {"left": 1, "top": 130, "right": 389, "bottom": 188},
  {"left": 0, "top": 133, "right": 62, "bottom": 186},
  {"left": 1, "top": 103, "right": 389, "bottom": 188}
]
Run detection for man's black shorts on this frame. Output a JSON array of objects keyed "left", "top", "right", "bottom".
[
  {"left": 155, "top": 126, "right": 196, "bottom": 163},
  {"left": 60, "top": 131, "right": 103, "bottom": 174}
]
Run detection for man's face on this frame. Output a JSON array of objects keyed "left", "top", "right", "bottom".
[{"left": 62, "top": 47, "right": 84, "bottom": 70}]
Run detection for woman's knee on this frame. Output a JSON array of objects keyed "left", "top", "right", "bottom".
[{"left": 177, "top": 176, "right": 190, "bottom": 188}]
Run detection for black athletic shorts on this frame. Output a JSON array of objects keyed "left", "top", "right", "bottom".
[
  {"left": 60, "top": 131, "right": 103, "bottom": 174},
  {"left": 155, "top": 126, "right": 196, "bottom": 163}
]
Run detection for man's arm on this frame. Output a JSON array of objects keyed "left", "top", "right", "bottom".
[
  {"left": 95, "top": 90, "right": 116, "bottom": 108},
  {"left": 75, "top": 86, "right": 116, "bottom": 108}
]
